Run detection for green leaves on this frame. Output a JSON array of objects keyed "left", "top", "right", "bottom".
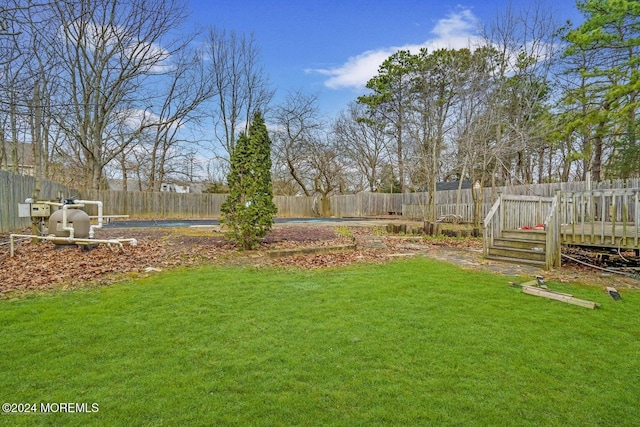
[
  {"left": 221, "top": 112, "right": 278, "bottom": 250},
  {"left": 561, "top": 0, "right": 640, "bottom": 178}
]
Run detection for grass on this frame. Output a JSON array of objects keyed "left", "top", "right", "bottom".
[{"left": 1, "top": 257, "right": 639, "bottom": 426}]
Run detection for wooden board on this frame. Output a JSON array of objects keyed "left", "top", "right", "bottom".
[{"left": 521, "top": 285, "right": 600, "bottom": 309}]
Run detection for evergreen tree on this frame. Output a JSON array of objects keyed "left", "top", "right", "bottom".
[
  {"left": 221, "top": 112, "right": 277, "bottom": 249},
  {"left": 563, "top": 0, "right": 640, "bottom": 178}
]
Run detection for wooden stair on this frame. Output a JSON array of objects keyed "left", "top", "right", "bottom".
[{"left": 486, "top": 229, "right": 547, "bottom": 267}]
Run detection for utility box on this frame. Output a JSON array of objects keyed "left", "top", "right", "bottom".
[
  {"left": 30, "top": 203, "right": 51, "bottom": 217},
  {"left": 18, "top": 203, "right": 31, "bottom": 218},
  {"left": 18, "top": 203, "right": 51, "bottom": 218}
]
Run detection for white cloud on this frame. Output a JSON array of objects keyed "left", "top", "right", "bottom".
[
  {"left": 115, "top": 109, "right": 161, "bottom": 130},
  {"left": 309, "top": 48, "right": 396, "bottom": 90},
  {"left": 61, "top": 21, "right": 172, "bottom": 75},
  {"left": 310, "top": 8, "right": 483, "bottom": 91}
]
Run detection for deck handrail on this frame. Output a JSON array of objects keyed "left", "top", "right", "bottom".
[
  {"left": 483, "top": 196, "right": 502, "bottom": 258},
  {"left": 483, "top": 197, "right": 502, "bottom": 229}
]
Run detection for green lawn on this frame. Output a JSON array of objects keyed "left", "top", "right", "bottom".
[{"left": 1, "top": 257, "right": 639, "bottom": 426}]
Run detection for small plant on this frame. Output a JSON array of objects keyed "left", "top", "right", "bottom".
[
  {"left": 335, "top": 225, "right": 354, "bottom": 239},
  {"left": 372, "top": 227, "right": 387, "bottom": 236}
]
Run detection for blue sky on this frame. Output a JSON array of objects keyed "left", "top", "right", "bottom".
[{"left": 186, "top": 0, "right": 583, "bottom": 117}]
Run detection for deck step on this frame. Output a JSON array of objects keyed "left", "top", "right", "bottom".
[
  {"left": 488, "top": 246, "right": 546, "bottom": 262},
  {"left": 501, "top": 229, "right": 547, "bottom": 242},
  {"left": 485, "top": 255, "right": 546, "bottom": 268},
  {"left": 493, "top": 238, "right": 546, "bottom": 251}
]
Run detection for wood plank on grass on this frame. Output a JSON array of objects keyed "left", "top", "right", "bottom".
[{"left": 521, "top": 285, "right": 600, "bottom": 309}]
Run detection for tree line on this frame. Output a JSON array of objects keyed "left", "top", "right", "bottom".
[
  {"left": 1, "top": 0, "right": 639, "bottom": 210},
  {"left": 0, "top": 0, "right": 271, "bottom": 193}
]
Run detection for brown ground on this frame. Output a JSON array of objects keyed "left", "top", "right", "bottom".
[{"left": 1, "top": 221, "right": 638, "bottom": 297}]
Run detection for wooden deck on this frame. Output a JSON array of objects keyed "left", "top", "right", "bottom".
[
  {"left": 484, "top": 188, "right": 640, "bottom": 269},
  {"left": 560, "top": 188, "right": 639, "bottom": 250},
  {"left": 560, "top": 222, "right": 639, "bottom": 249}
]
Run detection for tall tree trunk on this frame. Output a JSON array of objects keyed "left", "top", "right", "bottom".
[
  {"left": 91, "top": 160, "right": 103, "bottom": 190},
  {"left": 537, "top": 147, "right": 545, "bottom": 184},
  {"left": 0, "top": 128, "right": 6, "bottom": 169},
  {"left": 31, "top": 81, "right": 43, "bottom": 198},
  {"left": 9, "top": 99, "right": 19, "bottom": 173},
  {"left": 592, "top": 124, "right": 604, "bottom": 182},
  {"left": 397, "top": 119, "right": 405, "bottom": 193}
]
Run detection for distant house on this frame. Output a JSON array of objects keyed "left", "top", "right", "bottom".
[
  {"left": 1, "top": 142, "right": 35, "bottom": 176},
  {"left": 107, "top": 179, "right": 145, "bottom": 192},
  {"left": 107, "top": 179, "right": 202, "bottom": 193},
  {"left": 417, "top": 181, "right": 473, "bottom": 192},
  {"left": 160, "top": 183, "right": 190, "bottom": 193},
  {"left": 436, "top": 180, "right": 472, "bottom": 192}
]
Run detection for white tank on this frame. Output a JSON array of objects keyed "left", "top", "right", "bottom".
[{"left": 48, "top": 209, "right": 91, "bottom": 240}]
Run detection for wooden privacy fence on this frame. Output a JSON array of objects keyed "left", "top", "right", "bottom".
[
  {"left": 331, "top": 192, "right": 425, "bottom": 217},
  {"left": 77, "top": 191, "right": 320, "bottom": 218},
  {"left": 274, "top": 196, "right": 317, "bottom": 217},
  {"left": 0, "top": 170, "right": 73, "bottom": 233},
  {"left": 78, "top": 190, "right": 229, "bottom": 218},
  {"left": 402, "top": 203, "right": 494, "bottom": 222},
  {"left": 3, "top": 170, "right": 640, "bottom": 233}
]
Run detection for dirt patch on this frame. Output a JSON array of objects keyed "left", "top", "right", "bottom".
[{"left": 1, "top": 222, "right": 638, "bottom": 297}]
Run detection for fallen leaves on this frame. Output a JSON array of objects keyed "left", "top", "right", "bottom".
[{"left": 0, "top": 225, "right": 440, "bottom": 294}]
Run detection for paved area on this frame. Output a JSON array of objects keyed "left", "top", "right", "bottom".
[{"left": 419, "top": 247, "right": 544, "bottom": 277}]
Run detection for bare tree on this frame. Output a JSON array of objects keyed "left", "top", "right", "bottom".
[
  {"left": 144, "top": 47, "right": 214, "bottom": 191},
  {"left": 333, "top": 101, "right": 388, "bottom": 192},
  {"left": 480, "top": 0, "right": 561, "bottom": 186},
  {"left": 205, "top": 27, "right": 273, "bottom": 157},
  {"left": 271, "top": 90, "right": 324, "bottom": 196},
  {"left": 0, "top": 0, "right": 28, "bottom": 67},
  {"left": 308, "top": 138, "right": 345, "bottom": 200},
  {"left": 32, "top": 0, "right": 191, "bottom": 190}
]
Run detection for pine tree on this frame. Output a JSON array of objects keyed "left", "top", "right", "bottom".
[{"left": 221, "top": 112, "right": 277, "bottom": 249}]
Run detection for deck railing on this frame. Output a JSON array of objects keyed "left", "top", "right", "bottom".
[
  {"left": 544, "top": 193, "right": 561, "bottom": 269},
  {"left": 561, "top": 188, "right": 640, "bottom": 248},
  {"left": 500, "top": 194, "right": 555, "bottom": 230}
]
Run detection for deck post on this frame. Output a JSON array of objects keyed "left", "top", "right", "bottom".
[
  {"left": 544, "top": 190, "right": 562, "bottom": 269},
  {"left": 555, "top": 190, "right": 562, "bottom": 268}
]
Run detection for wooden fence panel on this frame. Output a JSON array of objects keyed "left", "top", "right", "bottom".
[
  {"left": 274, "top": 196, "right": 316, "bottom": 217},
  {"left": 0, "top": 171, "right": 73, "bottom": 233},
  {"left": 78, "top": 190, "right": 229, "bottom": 218}
]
